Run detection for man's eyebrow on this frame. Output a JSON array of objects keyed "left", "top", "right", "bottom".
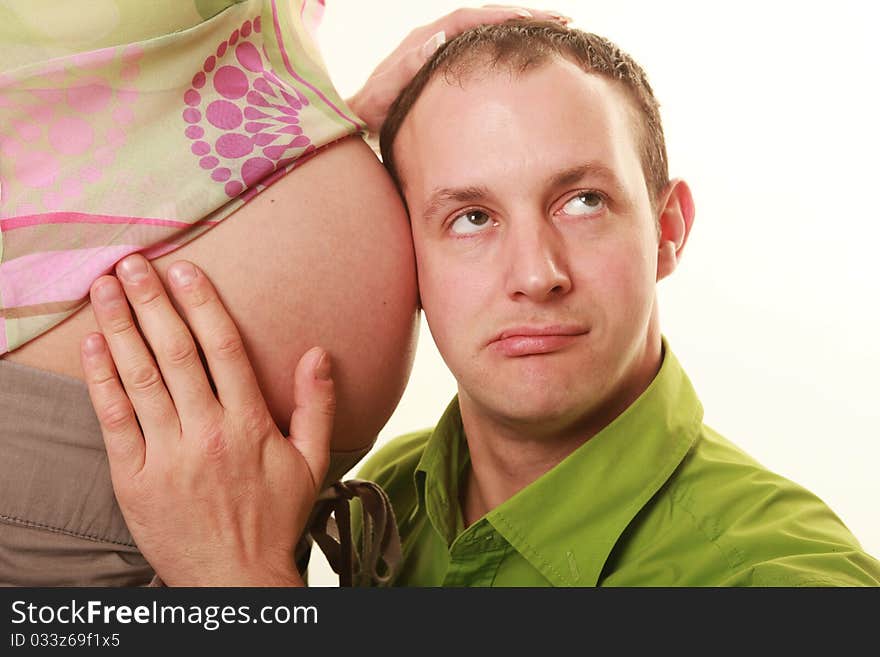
[
  {"left": 422, "top": 185, "right": 491, "bottom": 224},
  {"left": 549, "top": 162, "right": 626, "bottom": 195}
]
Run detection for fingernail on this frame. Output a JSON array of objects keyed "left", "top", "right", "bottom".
[
  {"left": 514, "top": 9, "right": 533, "bottom": 18},
  {"left": 93, "top": 279, "right": 121, "bottom": 305},
  {"left": 82, "top": 333, "right": 105, "bottom": 356},
  {"left": 169, "top": 261, "right": 197, "bottom": 287},
  {"left": 314, "top": 349, "right": 331, "bottom": 381},
  {"left": 421, "top": 30, "right": 446, "bottom": 59},
  {"left": 117, "top": 254, "right": 148, "bottom": 283}
]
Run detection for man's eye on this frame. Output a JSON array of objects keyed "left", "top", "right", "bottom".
[
  {"left": 561, "top": 192, "right": 605, "bottom": 216},
  {"left": 450, "top": 210, "right": 494, "bottom": 235}
]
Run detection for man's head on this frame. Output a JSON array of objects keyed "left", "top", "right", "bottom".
[
  {"left": 383, "top": 21, "right": 695, "bottom": 438},
  {"left": 382, "top": 21, "right": 671, "bottom": 214}
]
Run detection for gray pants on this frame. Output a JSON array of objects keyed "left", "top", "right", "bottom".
[
  {"left": 0, "top": 359, "right": 376, "bottom": 587},
  {"left": 0, "top": 359, "right": 152, "bottom": 586}
]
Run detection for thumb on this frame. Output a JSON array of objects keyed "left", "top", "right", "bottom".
[{"left": 289, "top": 347, "right": 334, "bottom": 492}]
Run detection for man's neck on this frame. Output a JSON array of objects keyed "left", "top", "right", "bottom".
[
  {"left": 459, "top": 424, "right": 588, "bottom": 527},
  {"left": 457, "top": 334, "right": 664, "bottom": 527},
  {"left": 458, "top": 404, "right": 604, "bottom": 527}
]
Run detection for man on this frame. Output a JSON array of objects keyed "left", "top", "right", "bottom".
[{"left": 82, "top": 21, "right": 880, "bottom": 586}]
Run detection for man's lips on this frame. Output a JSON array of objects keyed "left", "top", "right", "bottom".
[{"left": 488, "top": 325, "right": 588, "bottom": 357}]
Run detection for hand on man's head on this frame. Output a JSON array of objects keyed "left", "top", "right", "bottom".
[{"left": 347, "top": 5, "right": 571, "bottom": 141}]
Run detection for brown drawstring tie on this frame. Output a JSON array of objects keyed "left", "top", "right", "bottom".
[
  {"left": 307, "top": 479, "right": 401, "bottom": 587},
  {"left": 147, "top": 478, "right": 400, "bottom": 588}
]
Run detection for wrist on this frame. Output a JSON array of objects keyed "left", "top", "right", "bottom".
[
  {"left": 346, "top": 90, "right": 376, "bottom": 137},
  {"left": 233, "top": 563, "right": 305, "bottom": 587},
  {"left": 161, "top": 562, "right": 305, "bottom": 587}
]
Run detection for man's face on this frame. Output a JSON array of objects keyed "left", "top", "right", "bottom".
[{"left": 395, "top": 58, "right": 667, "bottom": 435}]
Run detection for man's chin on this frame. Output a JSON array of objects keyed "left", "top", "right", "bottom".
[{"left": 474, "top": 389, "right": 590, "bottom": 432}]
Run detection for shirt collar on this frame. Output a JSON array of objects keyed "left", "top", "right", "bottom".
[
  {"left": 413, "top": 398, "right": 470, "bottom": 547},
  {"left": 414, "top": 338, "right": 703, "bottom": 585}
]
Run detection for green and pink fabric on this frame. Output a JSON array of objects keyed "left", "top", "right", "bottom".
[{"left": 0, "top": 0, "right": 362, "bottom": 353}]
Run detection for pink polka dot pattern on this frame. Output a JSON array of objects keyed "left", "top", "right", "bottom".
[
  {"left": 67, "top": 78, "right": 113, "bottom": 114},
  {"left": 236, "top": 42, "right": 263, "bottom": 73},
  {"left": 241, "top": 157, "right": 273, "bottom": 186},
  {"left": 206, "top": 100, "right": 243, "bottom": 130},
  {"left": 49, "top": 116, "right": 93, "bottom": 155},
  {"left": 81, "top": 165, "right": 101, "bottom": 183},
  {"left": 120, "top": 63, "right": 140, "bottom": 82},
  {"left": 182, "top": 16, "right": 315, "bottom": 199},
  {"left": 225, "top": 181, "right": 244, "bottom": 197},
  {"left": 17, "top": 150, "right": 60, "bottom": 189},
  {"left": 0, "top": 44, "right": 143, "bottom": 212},
  {"left": 214, "top": 66, "right": 249, "bottom": 100},
  {"left": 112, "top": 106, "right": 134, "bottom": 126},
  {"left": 216, "top": 133, "right": 253, "bottom": 158},
  {"left": 15, "top": 120, "right": 42, "bottom": 141}
]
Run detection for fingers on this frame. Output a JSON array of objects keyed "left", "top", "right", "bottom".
[
  {"left": 398, "top": 6, "right": 572, "bottom": 108},
  {"left": 482, "top": 5, "right": 572, "bottom": 23},
  {"left": 415, "top": 7, "right": 562, "bottom": 71},
  {"left": 420, "top": 30, "right": 446, "bottom": 60},
  {"left": 163, "top": 260, "right": 267, "bottom": 416},
  {"left": 349, "top": 6, "right": 571, "bottom": 136},
  {"left": 429, "top": 6, "right": 571, "bottom": 36},
  {"left": 89, "top": 275, "right": 180, "bottom": 443},
  {"left": 288, "top": 347, "right": 334, "bottom": 492},
  {"left": 115, "top": 255, "right": 218, "bottom": 431},
  {"left": 80, "top": 332, "right": 146, "bottom": 479}
]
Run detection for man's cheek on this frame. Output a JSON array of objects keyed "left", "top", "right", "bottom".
[
  {"left": 579, "top": 255, "right": 650, "bottom": 317},
  {"left": 423, "top": 276, "right": 484, "bottom": 341}
]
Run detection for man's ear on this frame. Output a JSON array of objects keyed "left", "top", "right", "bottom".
[{"left": 656, "top": 179, "right": 695, "bottom": 281}]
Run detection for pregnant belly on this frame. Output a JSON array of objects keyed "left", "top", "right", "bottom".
[{"left": 3, "top": 135, "right": 420, "bottom": 452}]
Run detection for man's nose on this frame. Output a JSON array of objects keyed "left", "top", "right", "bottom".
[{"left": 504, "top": 219, "right": 572, "bottom": 302}]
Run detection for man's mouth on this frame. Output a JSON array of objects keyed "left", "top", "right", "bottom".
[{"left": 488, "top": 325, "right": 589, "bottom": 357}]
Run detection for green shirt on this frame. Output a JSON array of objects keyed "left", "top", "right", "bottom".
[{"left": 357, "top": 344, "right": 880, "bottom": 586}]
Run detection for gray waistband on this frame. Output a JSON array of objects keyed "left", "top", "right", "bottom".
[{"left": 0, "top": 359, "right": 135, "bottom": 547}]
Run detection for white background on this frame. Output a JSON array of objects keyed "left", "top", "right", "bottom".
[{"left": 308, "top": 0, "right": 880, "bottom": 584}]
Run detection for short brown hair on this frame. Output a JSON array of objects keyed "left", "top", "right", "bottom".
[{"left": 380, "top": 20, "right": 669, "bottom": 208}]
